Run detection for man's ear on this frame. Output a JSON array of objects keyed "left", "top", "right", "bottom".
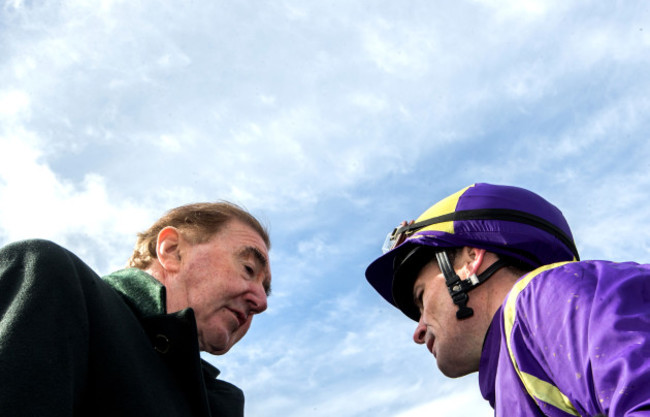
[
  {"left": 458, "top": 246, "right": 487, "bottom": 279},
  {"left": 156, "top": 226, "right": 182, "bottom": 273}
]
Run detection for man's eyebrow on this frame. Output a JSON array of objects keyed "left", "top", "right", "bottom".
[
  {"left": 239, "top": 246, "right": 268, "bottom": 267},
  {"left": 239, "top": 246, "right": 272, "bottom": 296}
]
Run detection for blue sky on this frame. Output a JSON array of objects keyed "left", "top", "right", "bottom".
[{"left": 1, "top": 1, "right": 649, "bottom": 416}]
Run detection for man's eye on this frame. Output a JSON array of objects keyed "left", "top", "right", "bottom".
[
  {"left": 414, "top": 291, "right": 423, "bottom": 308},
  {"left": 244, "top": 265, "right": 255, "bottom": 275}
]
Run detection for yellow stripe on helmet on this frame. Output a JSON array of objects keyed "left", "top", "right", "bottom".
[{"left": 414, "top": 185, "right": 472, "bottom": 235}]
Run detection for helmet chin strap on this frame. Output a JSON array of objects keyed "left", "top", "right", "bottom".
[{"left": 434, "top": 251, "right": 509, "bottom": 320}]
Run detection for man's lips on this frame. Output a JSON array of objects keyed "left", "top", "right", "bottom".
[{"left": 227, "top": 308, "right": 247, "bottom": 327}]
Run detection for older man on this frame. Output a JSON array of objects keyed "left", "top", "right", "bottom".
[{"left": 0, "top": 202, "right": 271, "bottom": 417}]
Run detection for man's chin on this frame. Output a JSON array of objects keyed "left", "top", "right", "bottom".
[
  {"left": 437, "top": 361, "right": 475, "bottom": 378},
  {"left": 199, "top": 327, "right": 243, "bottom": 355},
  {"left": 199, "top": 336, "right": 231, "bottom": 355},
  {"left": 210, "top": 346, "right": 230, "bottom": 355},
  {"left": 201, "top": 342, "right": 230, "bottom": 355},
  {"left": 202, "top": 333, "right": 245, "bottom": 355}
]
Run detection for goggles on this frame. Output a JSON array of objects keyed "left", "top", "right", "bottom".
[
  {"left": 381, "top": 215, "right": 450, "bottom": 253},
  {"left": 381, "top": 221, "right": 425, "bottom": 253}
]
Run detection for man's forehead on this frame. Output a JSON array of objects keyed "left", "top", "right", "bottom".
[{"left": 224, "top": 220, "right": 269, "bottom": 250}]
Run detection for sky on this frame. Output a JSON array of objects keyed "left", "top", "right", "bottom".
[{"left": 1, "top": 0, "right": 650, "bottom": 416}]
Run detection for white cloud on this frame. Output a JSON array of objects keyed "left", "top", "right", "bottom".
[
  {"left": 4, "top": 0, "right": 24, "bottom": 10},
  {"left": 157, "top": 133, "right": 184, "bottom": 152},
  {"left": 349, "top": 92, "right": 389, "bottom": 113},
  {"left": 570, "top": 171, "right": 650, "bottom": 262},
  {"left": 297, "top": 234, "right": 340, "bottom": 258},
  {"left": 259, "top": 94, "right": 276, "bottom": 106},
  {"left": 361, "top": 18, "right": 436, "bottom": 77},
  {"left": 0, "top": 90, "right": 30, "bottom": 119},
  {"left": 156, "top": 52, "right": 192, "bottom": 71},
  {"left": 395, "top": 385, "right": 491, "bottom": 417},
  {"left": 503, "top": 62, "right": 551, "bottom": 100},
  {"left": 0, "top": 132, "right": 152, "bottom": 271},
  {"left": 470, "top": 0, "right": 552, "bottom": 20},
  {"left": 281, "top": 1, "right": 308, "bottom": 21}
]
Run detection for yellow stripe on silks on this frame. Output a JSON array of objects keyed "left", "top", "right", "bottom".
[
  {"left": 415, "top": 185, "right": 472, "bottom": 235},
  {"left": 503, "top": 262, "right": 580, "bottom": 416},
  {"left": 519, "top": 372, "right": 580, "bottom": 415}
]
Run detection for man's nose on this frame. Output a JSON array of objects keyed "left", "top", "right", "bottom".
[
  {"left": 413, "top": 315, "right": 426, "bottom": 344},
  {"left": 248, "top": 283, "right": 268, "bottom": 314}
]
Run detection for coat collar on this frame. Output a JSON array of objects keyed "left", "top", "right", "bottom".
[{"left": 102, "top": 268, "right": 167, "bottom": 318}]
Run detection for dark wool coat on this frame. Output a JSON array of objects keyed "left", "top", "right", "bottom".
[{"left": 0, "top": 239, "right": 244, "bottom": 417}]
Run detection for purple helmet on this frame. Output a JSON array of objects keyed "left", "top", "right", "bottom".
[{"left": 365, "top": 183, "right": 579, "bottom": 321}]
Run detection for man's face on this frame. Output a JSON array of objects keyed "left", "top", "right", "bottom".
[
  {"left": 411, "top": 259, "right": 483, "bottom": 377},
  {"left": 170, "top": 220, "right": 271, "bottom": 355}
]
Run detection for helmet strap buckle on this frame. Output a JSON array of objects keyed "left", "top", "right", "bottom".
[
  {"left": 435, "top": 251, "right": 509, "bottom": 321},
  {"left": 452, "top": 292, "right": 474, "bottom": 319}
]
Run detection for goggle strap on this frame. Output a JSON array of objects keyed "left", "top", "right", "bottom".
[{"left": 396, "top": 208, "right": 579, "bottom": 261}]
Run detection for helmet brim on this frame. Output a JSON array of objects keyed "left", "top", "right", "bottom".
[{"left": 365, "top": 232, "right": 458, "bottom": 316}]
